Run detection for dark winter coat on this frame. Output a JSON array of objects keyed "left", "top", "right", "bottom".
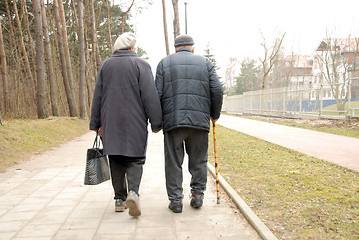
[
  {"left": 155, "top": 48, "right": 223, "bottom": 132},
  {"left": 90, "top": 50, "right": 162, "bottom": 157}
]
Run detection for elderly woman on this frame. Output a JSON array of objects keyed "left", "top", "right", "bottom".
[{"left": 90, "top": 32, "right": 162, "bottom": 217}]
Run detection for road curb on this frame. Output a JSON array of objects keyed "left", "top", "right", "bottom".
[{"left": 208, "top": 163, "right": 278, "bottom": 240}]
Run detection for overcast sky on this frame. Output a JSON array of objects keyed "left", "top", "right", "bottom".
[{"left": 123, "top": 0, "right": 359, "bottom": 77}]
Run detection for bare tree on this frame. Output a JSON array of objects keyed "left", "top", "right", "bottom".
[
  {"left": 41, "top": 0, "right": 58, "bottom": 116},
  {"left": 120, "top": 0, "right": 135, "bottom": 34},
  {"left": 89, "top": 0, "right": 101, "bottom": 70},
  {"left": 70, "top": 0, "right": 79, "bottom": 28},
  {"left": 33, "top": 0, "right": 48, "bottom": 118},
  {"left": 270, "top": 53, "right": 296, "bottom": 89},
  {"left": 106, "top": 0, "right": 113, "bottom": 52},
  {"left": 78, "top": 0, "right": 88, "bottom": 119},
  {"left": 258, "top": 31, "right": 286, "bottom": 89},
  {"left": 162, "top": 0, "right": 170, "bottom": 55},
  {"left": 0, "top": 21, "right": 10, "bottom": 115},
  {"left": 53, "top": 0, "right": 78, "bottom": 117},
  {"left": 21, "top": 0, "right": 37, "bottom": 80},
  {"left": 12, "top": 0, "right": 36, "bottom": 91},
  {"left": 57, "top": 0, "right": 78, "bottom": 116},
  {"left": 315, "top": 38, "right": 359, "bottom": 111},
  {"left": 1, "top": 0, "right": 150, "bottom": 118},
  {"left": 171, "top": 0, "right": 180, "bottom": 38},
  {"left": 225, "top": 57, "right": 239, "bottom": 94},
  {"left": 4, "top": 0, "right": 21, "bottom": 111},
  {"left": 83, "top": 0, "right": 94, "bottom": 107}
]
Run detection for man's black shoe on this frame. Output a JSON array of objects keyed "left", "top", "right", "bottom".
[
  {"left": 168, "top": 201, "right": 183, "bottom": 213},
  {"left": 190, "top": 194, "right": 203, "bottom": 208}
]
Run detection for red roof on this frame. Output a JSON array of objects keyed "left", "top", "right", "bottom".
[{"left": 316, "top": 38, "right": 359, "bottom": 53}]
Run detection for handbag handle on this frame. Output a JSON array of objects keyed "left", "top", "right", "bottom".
[{"left": 93, "top": 131, "right": 103, "bottom": 149}]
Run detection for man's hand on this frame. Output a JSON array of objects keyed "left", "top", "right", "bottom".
[
  {"left": 93, "top": 127, "right": 102, "bottom": 136},
  {"left": 210, "top": 117, "right": 218, "bottom": 123}
]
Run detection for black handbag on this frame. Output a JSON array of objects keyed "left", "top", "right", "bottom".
[{"left": 84, "top": 134, "right": 111, "bottom": 185}]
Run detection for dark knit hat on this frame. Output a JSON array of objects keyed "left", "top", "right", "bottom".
[{"left": 174, "top": 34, "right": 194, "bottom": 47}]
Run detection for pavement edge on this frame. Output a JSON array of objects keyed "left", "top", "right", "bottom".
[{"left": 208, "top": 163, "right": 278, "bottom": 240}]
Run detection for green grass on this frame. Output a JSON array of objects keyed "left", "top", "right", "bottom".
[
  {"left": 209, "top": 125, "right": 359, "bottom": 240},
  {"left": 323, "top": 101, "right": 359, "bottom": 111},
  {"left": 320, "top": 101, "right": 359, "bottom": 118},
  {"left": 281, "top": 121, "right": 359, "bottom": 138},
  {"left": 0, "top": 117, "right": 89, "bottom": 171}
]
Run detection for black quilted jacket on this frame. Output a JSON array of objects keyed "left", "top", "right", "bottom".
[{"left": 155, "top": 48, "right": 223, "bottom": 132}]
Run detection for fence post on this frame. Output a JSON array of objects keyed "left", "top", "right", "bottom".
[
  {"left": 282, "top": 88, "right": 286, "bottom": 117},
  {"left": 299, "top": 87, "right": 303, "bottom": 118},
  {"left": 270, "top": 89, "right": 273, "bottom": 116},
  {"left": 250, "top": 92, "right": 253, "bottom": 115},
  {"left": 259, "top": 90, "right": 262, "bottom": 115},
  {"left": 319, "top": 84, "right": 323, "bottom": 119},
  {"left": 348, "top": 77, "right": 352, "bottom": 118},
  {"left": 243, "top": 94, "right": 245, "bottom": 115}
]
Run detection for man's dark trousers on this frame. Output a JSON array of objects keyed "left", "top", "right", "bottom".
[
  {"left": 108, "top": 155, "right": 145, "bottom": 200},
  {"left": 164, "top": 127, "right": 208, "bottom": 203}
]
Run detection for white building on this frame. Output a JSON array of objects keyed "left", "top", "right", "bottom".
[{"left": 312, "top": 38, "right": 359, "bottom": 102}]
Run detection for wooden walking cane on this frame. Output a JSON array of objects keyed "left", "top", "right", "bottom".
[{"left": 212, "top": 120, "right": 220, "bottom": 204}]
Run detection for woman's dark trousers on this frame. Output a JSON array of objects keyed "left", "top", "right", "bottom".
[{"left": 108, "top": 155, "right": 145, "bottom": 201}]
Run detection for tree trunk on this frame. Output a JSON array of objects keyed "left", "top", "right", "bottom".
[
  {"left": 41, "top": 0, "right": 59, "bottom": 116},
  {"left": 53, "top": 0, "right": 78, "bottom": 117},
  {"left": 0, "top": 22, "right": 10, "bottom": 114},
  {"left": 120, "top": 0, "right": 135, "bottom": 34},
  {"left": 78, "top": 0, "right": 88, "bottom": 120},
  {"left": 83, "top": 1, "right": 94, "bottom": 109},
  {"left": 162, "top": 0, "right": 170, "bottom": 55},
  {"left": 57, "top": 0, "right": 78, "bottom": 116},
  {"left": 259, "top": 32, "right": 286, "bottom": 90},
  {"left": 0, "top": 93, "right": 2, "bottom": 124},
  {"left": 4, "top": 0, "right": 19, "bottom": 112},
  {"left": 12, "top": 0, "right": 36, "bottom": 97},
  {"left": 71, "top": 0, "right": 79, "bottom": 28},
  {"left": 21, "top": 0, "right": 37, "bottom": 82},
  {"left": 106, "top": 0, "right": 113, "bottom": 52},
  {"left": 89, "top": 0, "right": 101, "bottom": 70},
  {"left": 171, "top": 0, "right": 180, "bottom": 38},
  {"left": 33, "top": 0, "right": 48, "bottom": 118}
]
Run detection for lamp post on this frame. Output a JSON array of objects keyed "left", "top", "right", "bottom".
[{"left": 184, "top": 2, "right": 188, "bottom": 34}]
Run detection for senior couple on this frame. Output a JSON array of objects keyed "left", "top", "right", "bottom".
[{"left": 89, "top": 32, "right": 223, "bottom": 217}]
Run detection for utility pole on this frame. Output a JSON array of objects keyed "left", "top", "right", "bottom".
[{"left": 184, "top": 2, "right": 188, "bottom": 34}]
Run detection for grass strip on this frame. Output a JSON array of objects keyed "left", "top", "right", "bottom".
[
  {"left": 241, "top": 115, "right": 359, "bottom": 139},
  {"left": 0, "top": 117, "right": 89, "bottom": 171},
  {"left": 208, "top": 125, "right": 359, "bottom": 240}
]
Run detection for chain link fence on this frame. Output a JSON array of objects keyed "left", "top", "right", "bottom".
[{"left": 223, "top": 78, "right": 359, "bottom": 120}]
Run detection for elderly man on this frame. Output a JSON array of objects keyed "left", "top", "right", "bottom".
[
  {"left": 155, "top": 34, "right": 223, "bottom": 213},
  {"left": 90, "top": 32, "right": 162, "bottom": 217}
]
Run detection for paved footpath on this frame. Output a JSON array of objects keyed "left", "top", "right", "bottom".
[
  {"left": 217, "top": 115, "right": 359, "bottom": 171},
  {"left": 0, "top": 130, "right": 261, "bottom": 240}
]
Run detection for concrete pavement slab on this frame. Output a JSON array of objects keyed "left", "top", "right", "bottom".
[{"left": 0, "top": 130, "right": 261, "bottom": 240}]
